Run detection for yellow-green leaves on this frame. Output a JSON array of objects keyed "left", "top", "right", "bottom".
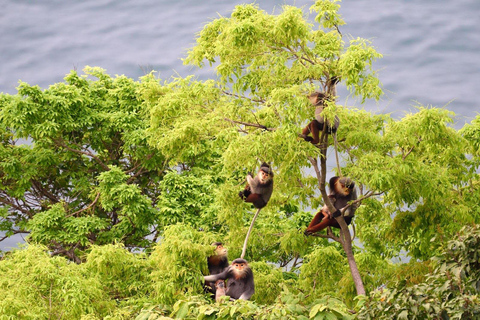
[
  {"left": 339, "top": 38, "right": 383, "bottom": 102},
  {"left": 310, "top": 0, "right": 346, "bottom": 30}
]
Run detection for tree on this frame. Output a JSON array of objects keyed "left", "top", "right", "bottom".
[
  {"left": 180, "top": 0, "right": 385, "bottom": 295},
  {"left": 1, "top": 1, "right": 479, "bottom": 318},
  {"left": 0, "top": 67, "right": 168, "bottom": 261}
]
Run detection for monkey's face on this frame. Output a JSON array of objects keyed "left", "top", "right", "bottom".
[
  {"left": 232, "top": 262, "right": 248, "bottom": 279},
  {"left": 258, "top": 170, "right": 272, "bottom": 183},
  {"left": 335, "top": 180, "right": 351, "bottom": 196},
  {"left": 215, "top": 244, "right": 227, "bottom": 257},
  {"left": 308, "top": 95, "right": 318, "bottom": 105},
  {"left": 215, "top": 280, "right": 225, "bottom": 289}
]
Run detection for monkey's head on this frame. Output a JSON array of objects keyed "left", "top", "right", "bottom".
[
  {"left": 212, "top": 242, "right": 227, "bottom": 257},
  {"left": 331, "top": 176, "right": 355, "bottom": 196},
  {"left": 258, "top": 163, "right": 273, "bottom": 183},
  {"left": 231, "top": 258, "right": 250, "bottom": 279},
  {"left": 215, "top": 280, "right": 225, "bottom": 289},
  {"left": 308, "top": 91, "right": 327, "bottom": 106}
]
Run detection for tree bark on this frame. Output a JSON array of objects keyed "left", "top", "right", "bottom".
[{"left": 310, "top": 128, "right": 366, "bottom": 296}]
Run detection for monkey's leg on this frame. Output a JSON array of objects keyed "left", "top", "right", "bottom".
[
  {"left": 308, "top": 120, "right": 323, "bottom": 144},
  {"left": 306, "top": 215, "right": 338, "bottom": 233},
  {"left": 239, "top": 186, "right": 252, "bottom": 200},
  {"left": 244, "top": 193, "right": 266, "bottom": 209},
  {"left": 306, "top": 210, "right": 324, "bottom": 230},
  {"left": 300, "top": 121, "right": 314, "bottom": 142}
]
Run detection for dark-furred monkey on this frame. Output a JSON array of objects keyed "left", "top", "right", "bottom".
[
  {"left": 205, "top": 242, "right": 229, "bottom": 296},
  {"left": 305, "top": 176, "right": 357, "bottom": 235},
  {"left": 300, "top": 91, "right": 340, "bottom": 144},
  {"left": 238, "top": 163, "right": 274, "bottom": 209},
  {"left": 204, "top": 258, "right": 255, "bottom": 300}
]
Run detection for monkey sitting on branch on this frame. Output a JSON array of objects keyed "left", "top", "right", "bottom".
[
  {"left": 300, "top": 91, "right": 340, "bottom": 145},
  {"left": 238, "top": 162, "right": 274, "bottom": 209},
  {"left": 204, "top": 258, "right": 255, "bottom": 300},
  {"left": 305, "top": 176, "right": 357, "bottom": 235}
]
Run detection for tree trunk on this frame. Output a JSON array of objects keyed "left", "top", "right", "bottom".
[
  {"left": 315, "top": 128, "right": 366, "bottom": 296},
  {"left": 336, "top": 216, "right": 365, "bottom": 295}
]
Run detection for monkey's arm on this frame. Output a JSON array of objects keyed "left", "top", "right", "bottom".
[
  {"left": 238, "top": 280, "right": 255, "bottom": 300},
  {"left": 343, "top": 189, "right": 359, "bottom": 217},
  {"left": 204, "top": 269, "right": 229, "bottom": 282},
  {"left": 246, "top": 174, "right": 256, "bottom": 187}
]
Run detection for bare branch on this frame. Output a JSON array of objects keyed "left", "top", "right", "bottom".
[
  {"left": 66, "top": 192, "right": 101, "bottom": 218},
  {"left": 224, "top": 118, "right": 276, "bottom": 132},
  {"left": 54, "top": 139, "right": 110, "bottom": 171},
  {"left": 0, "top": 229, "right": 29, "bottom": 242},
  {"left": 221, "top": 91, "right": 265, "bottom": 104}
]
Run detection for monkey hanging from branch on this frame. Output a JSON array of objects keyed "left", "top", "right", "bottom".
[
  {"left": 238, "top": 162, "right": 274, "bottom": 209},
  {"left": 238, "top": 162, "right": 274, "bottom": 259}
]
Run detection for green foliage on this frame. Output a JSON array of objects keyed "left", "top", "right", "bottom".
[
  {"left": 1, "top": 0, "right": 480, "bottom": 318},
  {"left": 137, "top": 293, "right": 355, "bottom": 320},
  {"left": 149, "top": 224, "right": 216, "bottom": 305},
  {"left": 0, "top": 245, "right": 113, "bottom": 319},
  {"left": 156, "top": 170, "right": 219, "bottom": 230},
  {"left": 185, "top": 1, "right": 383, "bottom": 101},
  {"left": 249, "top": 261, "right": 288, "bottom": 305},
  {"left": 343, "top": 106, "right": 479, "bottom": 260},
  {"left": 84, "top": 244, "right": 153, "bottom": 301},
  {"left": 0, "top": 67, "right": 168, "bottom": 260},
  {"left": 358, "top": 225, "right": 480, "bottom": 319},
  {"left": 299, "top": 246, "right": 347, "bottom": 299}
]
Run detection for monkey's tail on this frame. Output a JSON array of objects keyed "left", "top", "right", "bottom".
[
  {"left": 240, "top": 208, "right": 261, "bottom": 259},
  {"left": 333, "top": 132, "right": 342, "bottom": 177}
]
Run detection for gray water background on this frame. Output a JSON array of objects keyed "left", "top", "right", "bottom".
[{"left": 1, "top": 0, "right": 479, "bottom": 250}]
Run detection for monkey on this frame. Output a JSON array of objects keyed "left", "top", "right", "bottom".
[
  {"left": 300, "top": 91, "right": 340, "bottom": 145},
  {"left": 238, "top": 163, "right": 274, "bottom": 209},
  {"left": 305, "top": 176, "right": 357, "bottom": 235},
  {"left": 205, "top": 242, "right": 229, "bottom": 296},
  {"left": 208, "top": 242, "right": 229, "bottom": 275},
  {"left": 215, "top": 280, "right": 227, "bottom": 302},
  {"left": 204, "top": 258, "right": 255, "bottom": 300}
]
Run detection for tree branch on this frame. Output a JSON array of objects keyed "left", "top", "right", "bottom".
[
  {"left": 66, "top": 192, "right": 101, "bottom": 218},
  {"left": 221, "top": 91, "right": 265, "bottom": 104},
  {"left": 54, "top": 139, "right": 110, "bottom": 171},
  {"left": 224, "top": 118, "right": 276, "bottom": 132},
  {"left": 0, "top": 229, "right": 29, "bottom": 242}
]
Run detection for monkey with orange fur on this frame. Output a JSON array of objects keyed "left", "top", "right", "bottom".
[
  {"left": 305, "top": 176, "right": 357, "bottom": 235},
  {"left": 204, "top": 258, "right": 255, "bottom": 300}
]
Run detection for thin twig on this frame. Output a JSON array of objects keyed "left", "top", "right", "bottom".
[
  {"left": 333, "top": 133, "right": 342, "bottom": 176},
  {"left": 66, "top": 192, "right": 101, "bottom": 218},
  {"left": 221, "top": 91, "right": 265, "bottom": 103},
  {"left": 224, "top": 118, "right": 276, "bottom": 132}
]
